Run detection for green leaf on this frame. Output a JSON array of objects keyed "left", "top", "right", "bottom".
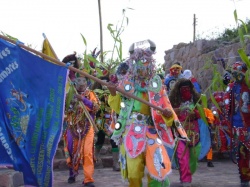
[
  {"left": 94, "top": 89, "right": 104, "bottom": 94},
  {"left": 107, "top": 24, "right": 114, "bottom": 33},
  {"left": 87, "top": 55, "right": 100, "bottom": 64},
  {"left": 238, "top": 48, "right": 250, "bottom": 68},
  {"left": 80, "top": 33, "right": 87, "bottom": 47},
  {"left": 245, "top": 69, "right": 250, "bottom": 88},
  {"left": 83, "top": 54, "right": 91, "bottom": 73},
  {"left": 96, "top": 68, "right": 104, "bottom": 76},
  {"left": 209, "top": 91, "right": 221, "bottom": 112},
  {"left": 244, "top": 34, "right": 250, "bottom": 39},
  {"left": 1, "top": 31, "right": 19, "bottom": 42},
  {"left": 238, "top": 19, "right": 248, "bottom": 33},
  {"left": 196, "top": 103, "right": 208, "bottom": 125},
  {"left": 65, "top": 83, "right": 76, "bottom": 111},
  {"left": 119, "top": 43, "right": 123, "bottom": 61},
  {"left": 234, "top": 10, "right": 238, "bottom": 23},
  {"left": 200, "top": 94, "right": 207, "bottom": 108},
  {"left": 238, "top": 28, "right": 245, "bottom": 47}
]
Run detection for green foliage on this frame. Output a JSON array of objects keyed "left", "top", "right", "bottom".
[
  {"left": 1, "top": 31, "right": 19, "bottom": 42},
  {"left": 93, "top": 88, "right": 110, "bottom": 98},
  {"left": 200, "top": 59, "right": 225, "bottom": 114},
  {"left": 65, "top": 83, "right": 76, "bottom": 111},
  {"left": 217, "top": 28, "right": 239, "bottom": 42},
  {"left": 155, "top": 64, "right": 165, "bottom": 75},
  {"left": 234, "top": 10, "right": 250, "bottom": 88},
  {"left": 79, "top": 8, "right": 131, "bottom": 77},
  {"left": 1, "top": 31, "right": 36, "bottom": 49},
  {"left": 196, "top": 103, "right": 208, "bottom": 125},
  {"left": 202, "top": 59, "right": 227, "bottom": 94},
  {"left": 199, "top": 9, "right": 250, "bottom": 112},
  {"left": 200, "top": 94, "right": 207, "bottom": 108},
  {"left": 196, "top": 15, "right": 250, "bottom": 44},
  {"left": 106, "top": 8, "right": 130, "bottom": 70}
]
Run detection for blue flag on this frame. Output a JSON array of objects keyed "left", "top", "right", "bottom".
[{"left": 0, "top": 38, "right": 68, "bottom": 186}]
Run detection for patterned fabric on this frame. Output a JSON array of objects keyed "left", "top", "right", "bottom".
[
  {"left": 63, "top": 90, "right": 99, "bottom": 183},
  {"left": 108, "top": 75, "right": 177, "bottom": 184},
  {"left": 224, "top": 79, "right": 250, "bottom": 182}
]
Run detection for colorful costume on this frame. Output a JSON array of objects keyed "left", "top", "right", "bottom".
[
  {"left": 91, "top": 76, "right": 120, "bottom": 171},
  {"left": 164, "top": 63, "right": 182, "bottom": 94},
  {"left": 224, "top": 61, "right": 250, "bottom": 187},
  {"left": 63, "top": 76, "right": 100, "bottom": 187},
  {"left": 204, "top": 107, "right": 215, "bottom": 167},
  {"left": 168, "top": 78, "right": 211, "bottom": 187},
  {"left": 210, "top": 91, "right": 232, "bottom": 154},
  {"left": 108, "top": 40, "right": 188, "bottom": 187}
]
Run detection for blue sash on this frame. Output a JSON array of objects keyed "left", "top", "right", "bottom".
[{"left": 198, "top": 119, "right": 211, "bottom": 160}]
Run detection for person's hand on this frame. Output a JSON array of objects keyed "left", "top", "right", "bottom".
[
  {"left": 161, "top": 108, "right": 173, "bottom": 118},
  {"left": 187, "top": 111, "right": 196, "bottom": 120},
  {"left": 106, "top": 82, "right": 117, "bottom": 96},
  {"left": 174, "top": 108, "right": 181, "bottom": 116},
  {"left": 74, "top": 94, "right": 82, "bottom": 101}
]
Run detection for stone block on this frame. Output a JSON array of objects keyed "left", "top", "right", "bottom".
[{"left": 0, "top": 169, "right": 23, "bottom": 187}]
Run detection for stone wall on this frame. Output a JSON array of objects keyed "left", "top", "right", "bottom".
[{"left": 163, "top": 39, "right": 250, "bottom": 93}]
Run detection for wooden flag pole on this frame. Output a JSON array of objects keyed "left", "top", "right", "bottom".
[{"left": 0, "top": 34, "right": 165, "bottom": 113}]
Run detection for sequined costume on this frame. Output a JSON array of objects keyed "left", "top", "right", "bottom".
[
  {"left": 63, "top": 76, "right": 100, "bottom": 187},
  {"left": 108, "top": 40, "right": 188, "bottom": 187},
  {"left": 210, "top": 91, "right": 232, "bottom": 154},
  {"left": 224, "top": 62, "right": 250, "bottom": 186},
  {"left": 91, "top": 76, "right": 120, "bottom": 171},
  {"left": 168, "top": 78, "right": 211, "bottom": 187}
]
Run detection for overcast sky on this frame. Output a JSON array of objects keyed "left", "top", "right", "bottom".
[{"left": 0, "top": 0, "right": 249, "bottom": 64}]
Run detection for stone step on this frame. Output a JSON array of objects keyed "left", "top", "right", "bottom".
[{"left": 0, "top": 168, "right": 24, "bottom": 187}]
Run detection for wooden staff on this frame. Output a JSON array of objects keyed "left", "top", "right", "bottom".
[{"left": 0, "top": 34, "right": 166, "bottom": 113}]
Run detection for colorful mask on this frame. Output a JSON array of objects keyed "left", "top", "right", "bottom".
[
  {"left": 170, "top": 64, "right": 182, "bottom": 77},
  {"left": 180, "top": 85, "right": 192, "bottom": 101},
  {"left": 136, "top": 61, "right": 151, "bottom": 80},
  {"left": 231, "top": 61, "right": 247, "bottom": 83},
  {"left": 75, "top": 77, "right": 88, "bottom": 92}
]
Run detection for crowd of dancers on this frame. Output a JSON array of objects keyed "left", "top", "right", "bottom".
[{"left": 62, "top": 40, "right": 250, "bottom": 187}]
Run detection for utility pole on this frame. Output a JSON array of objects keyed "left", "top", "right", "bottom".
[
  {"left": 193, "top": 14, "right": 197, "bottom": 42},
  {"left": 98, "top": 0, "right": 104, "bottom": 63}
]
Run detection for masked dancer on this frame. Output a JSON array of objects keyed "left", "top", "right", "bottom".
[{"left": 107, "top": 40, "right": 188, "bottom": 187}]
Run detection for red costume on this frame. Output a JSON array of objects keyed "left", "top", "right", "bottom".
[
  {"left": 224, "top": 61, "right": 250, "bottom": 186},
  {"left": 211, "top": 91, "right": 232, "bottom": 153}
]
